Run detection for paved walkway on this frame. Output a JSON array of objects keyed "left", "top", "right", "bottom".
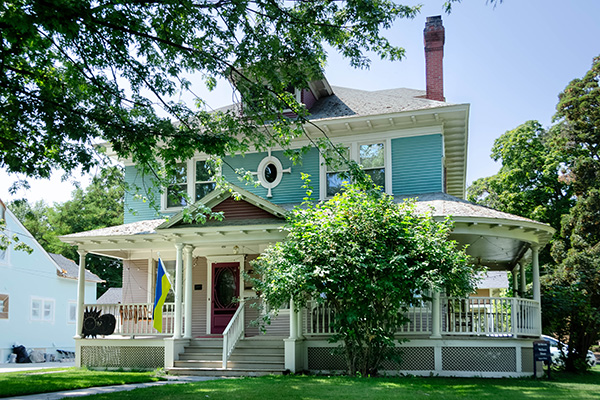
[{"left": 0, "top": 363, "right": 220, "bottom": 400}]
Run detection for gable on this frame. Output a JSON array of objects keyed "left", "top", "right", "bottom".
[{"left": 212, "top": 197, "right": 281, "bottom": 220}]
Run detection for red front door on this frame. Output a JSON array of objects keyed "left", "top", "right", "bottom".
[{"left": 211, "top": 263, "right": 240, "bottom": 334}]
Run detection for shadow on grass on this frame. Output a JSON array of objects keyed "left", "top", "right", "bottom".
[{"left": 77, "top": 370, "right": 600, "bottom": 400}]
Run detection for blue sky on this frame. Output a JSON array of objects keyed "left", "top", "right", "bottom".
[{"left": 2, "top": 0, "right": 600, "bottom": 204}]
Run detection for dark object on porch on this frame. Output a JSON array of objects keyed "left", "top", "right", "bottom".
[
  {"left": 12, "top": 345, "right": 31, "bottom": 363},
  {"left": 82, "top": 307, "right": 117, "bottom": 338}
]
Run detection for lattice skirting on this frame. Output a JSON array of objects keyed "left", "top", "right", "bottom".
[
  {"left": 308, "top": 345, "right": 531, "bottom": 374},
  {"left": 521, "top": 347, "right": 534, "bottom": 372},
  {"left": 307, "top": 346, "right": 435, "bottom": 371},
  {"left": 442, "top": 347, "right": 515, "bottom": 372},
  {"left": 81, "top": 345, "right": 164, "bottom": 369}
]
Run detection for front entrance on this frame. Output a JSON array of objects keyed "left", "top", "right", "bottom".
[{"left": 211, "top": 262, "right": 240, "bottom": 334}]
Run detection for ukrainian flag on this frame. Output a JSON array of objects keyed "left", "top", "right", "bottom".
[{"left": 153, "top": 258, "right": 172, "bottom": 332}]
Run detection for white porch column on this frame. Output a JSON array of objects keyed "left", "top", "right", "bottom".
[
  {"left": 289, "top": 298, "right": 298, "bottom": 340},
  {"left": 531, "top": 244, "right": 542, "bottom": 335},
  {"left": 75, "top": 250, "right": 87, "bottom": 339},
  {"left": 285, "top": 298, "right": 301, "bottom": 372},
  {"left": 512, "top": 266, "right": 520, "bottom": 298},
  {"left": 430, "top": 291, "right": 442, "bottom": 339},
  {"left": 531, "top": 245, "right": 540, "bottom": 303},
  {"left": 520, "top": 261, "right": 527, "bottom": 298},
  {"left": 146, "top": 259, "right": 155, "bottom": 303},
  {"left": 174, "top": 243, "right": 184, "bottom": 339},
  {"left": 184, "top": 245, "right": 194, "bottom": 339}
]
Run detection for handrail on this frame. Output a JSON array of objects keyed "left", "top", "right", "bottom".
[{"left": 222, "top": 301, "right": 245, "bottom": 369}]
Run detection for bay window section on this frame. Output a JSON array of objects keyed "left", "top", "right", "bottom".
[
  {"left": 325, "top": 147, "right": 351, "bottom": 197},
  {"left": 166, "top": 163, "right": 188, "bottom": 208},
  {"left": 360, "top": 143, "right": 385, "bottom": 191},
  {"left": 195, "top": 160, "right": 216, "bottom": 201}
]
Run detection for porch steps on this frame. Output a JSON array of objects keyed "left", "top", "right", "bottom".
[{"left": 167, "top": 337, "right": 285, "bottom": 377}]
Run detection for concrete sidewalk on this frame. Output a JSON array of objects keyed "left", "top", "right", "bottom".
[
  {"left": 0, "top": 361, "right": 75, "bottom": 373},
  {"left": 2, "top": 377, "right": 219, "bottom": 400},
  {"left": 0, "top": 363, "right": 222, "bottom": 400}
]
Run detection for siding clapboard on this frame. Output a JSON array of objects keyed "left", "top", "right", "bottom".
[
  {"left": 124, "top": 165, "right": 166, "bottom": 224},
  {"left": 191, "top": 257, "right": 208, "bottom": 336},
  {"left": 222, "top": 148, "right": 320, "bottom": 204},
  {"left": 122, "top": 260, "right": 149, "bottom": 304},
  {"left": 391, "top": 134, "right": 443, "bottom": 195}
]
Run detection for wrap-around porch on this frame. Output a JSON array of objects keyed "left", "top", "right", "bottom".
[{"left": 63, "top": 191, "right": 554, "bottom": 377}]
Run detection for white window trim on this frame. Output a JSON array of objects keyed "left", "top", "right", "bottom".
[
  {"left": 0, "top": 293, "right": 8, "bottom": 319},
  {"left": 319, "top": 138, "right": 392, "bottom": 200},
  {"left": 31, "top": 297, "right": 55, "bottom": 323},
  {"left": 161, "top": 157, "right": 218, "bottom": 212}
]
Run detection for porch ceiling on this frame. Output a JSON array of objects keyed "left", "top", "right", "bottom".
[{"left": 450, "top": 232, "right": 525, "bottom": 271}]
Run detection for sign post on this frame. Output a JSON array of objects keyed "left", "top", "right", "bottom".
[{"left": 533, "top": 340, "right": 551, "bottom": 379}]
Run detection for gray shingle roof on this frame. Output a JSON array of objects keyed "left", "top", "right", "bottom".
[
  {"left": 97, "top": 287, "right": 123, "bottom": 304},
  {"left": 399, "top": 192, "right": 538, "bottom": 224},
  {"left": 49, "top": 253, "right": 103, "bottom": 282},
  {"left": 62, "top": 219, "right": 166, "bottom": 238},
  {"left": 306, "top": 86, "right": 453, "bottom": 121},
  {"left": 214, "top": 86, "right": 453, "bottom": 122}
]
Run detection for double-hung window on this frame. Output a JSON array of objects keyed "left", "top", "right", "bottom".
[
  {"left": 164, "top": 159, "right": 216, "bottom": 210},
  {"left": 325, "top": 147, "right": 351, "bottom": 197},
  {"left": 31, "top": 298, "right": 54, "bottom": 322},
  {"left": 321, "top": 141, "right": 388, "bottom": 199},
  {"left": 360, "top": 143, "right": 385, "bottom": 190}
]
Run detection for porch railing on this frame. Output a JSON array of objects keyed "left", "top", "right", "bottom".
[
  {"left": 222, "top": 301, "right": 245, "bottom": 369},
  {"left": 302, "top": 296, "right": 540, "bottom": 337},
  {"left": 83, "top": 302, "right": 175, "bottom": 336},
  {"left": 442, "top": 297, "right": 540, "bottom": 336}
]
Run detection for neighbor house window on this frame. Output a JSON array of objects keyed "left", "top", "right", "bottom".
[
  {"left": 31, "top": 298, "right": 54, "bottom": 322},
  {"left": 0, "top": 294, "right": 8, "bottom": 319},
  {"left": 164, "top": 159, "right": 216, "bottom": 209},
  {"left": 321, "top": 141, "right": 388, "bottom": 199},
  {"left": 68, "top": 301, "right": 77, "bottom": 323}
]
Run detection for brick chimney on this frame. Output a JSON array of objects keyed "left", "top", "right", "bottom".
[{"left": 424, "top": 16, "right": 445, "bottom": 102}]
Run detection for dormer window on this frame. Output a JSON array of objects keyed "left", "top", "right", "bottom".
[{"left": 164, "top": 159, "right": 216, "bottom": 210}]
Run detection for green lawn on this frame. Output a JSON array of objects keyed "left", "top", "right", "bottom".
[
  {"left": 1, "top": 367, "right": 599, "bottom": 400},
  {"left": 74, "top": 368, "right": 600, "bottom": 400},
  {"left": 0, "top": 368, "right": 162, "bottom": 398}
]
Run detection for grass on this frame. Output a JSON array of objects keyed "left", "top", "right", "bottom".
[
  {"left": 1, "top": 367, "right": 599, "bottom": 399},
  {"left": 50, "top": 367, "right": 600, "bottom": 400},
  {"left": 0, "top": 368, "right": 163, "bottom": 398}
]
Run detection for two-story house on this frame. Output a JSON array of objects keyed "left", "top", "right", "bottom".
[
  {"left": 0, "top": 200, "right": 101, "bottom": 362},
  {"left": 60, "top": 16, "right": 554, "bottom": 377}
]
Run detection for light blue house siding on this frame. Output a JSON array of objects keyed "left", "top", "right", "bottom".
[
  {"left": 0, "top": 210, "right": 97, "bottom": 362},
  {"left": 222, "top": 147, "right": 320, "bottom": 205},
  {"left": 391, "top": 134, "right": 443, "bottom": 195},
  {"left": 124, "top": 165, "right": 163, "bottom": 224}
]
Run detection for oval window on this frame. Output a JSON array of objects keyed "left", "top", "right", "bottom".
[
  {"left": 215, "top": 268, "right": 236, "bottom": 308},
  {"left": 264, "top": 163, "right": 278, "bottom": 183}
]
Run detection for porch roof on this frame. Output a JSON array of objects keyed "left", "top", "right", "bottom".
[{"left": 61, "top": 191, "right": 553, "bottom": 270}]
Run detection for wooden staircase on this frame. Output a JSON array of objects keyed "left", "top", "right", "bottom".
[{"left": 167, "top": 337, "right": 286, "bottom": 377}]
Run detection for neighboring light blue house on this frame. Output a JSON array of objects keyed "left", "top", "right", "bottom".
[
  {"left": 0, "top": 200, "right": 101, "bottom": 362},
  {"left": 61, "top": 16, "right": 555, "bottom": 377}
]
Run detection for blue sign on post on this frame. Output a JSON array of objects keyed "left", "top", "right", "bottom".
[{"left": 533, "top": 340, "right": 551, "bottom": 378}]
